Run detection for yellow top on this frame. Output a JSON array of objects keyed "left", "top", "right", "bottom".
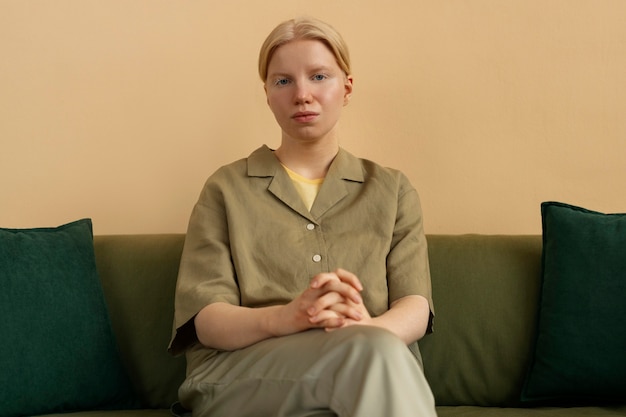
[{"left": 281, "top": 164, "right": 324, "bottom": 211}]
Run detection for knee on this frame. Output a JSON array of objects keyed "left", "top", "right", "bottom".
[{"left": 339, "top": 326, "right": 408, "bottom": 358}]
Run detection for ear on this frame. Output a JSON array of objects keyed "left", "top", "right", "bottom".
[
  {"left": 343, "top": 75, "right": 353, "bottom": 106},
  {"left": 264, "top": 83, "right": 270, "bottom": 106}
]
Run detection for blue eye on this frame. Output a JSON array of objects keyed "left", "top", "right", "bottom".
[
  {"left": 275, "top": 78, "right": 290, "bottom": 86},
  {"left": 312, "top": 74, "right": 327, "bottom": 81}
]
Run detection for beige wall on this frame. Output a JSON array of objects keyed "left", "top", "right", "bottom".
[{"left": 2, "top": 1, "right": 625, "bottom": 235}]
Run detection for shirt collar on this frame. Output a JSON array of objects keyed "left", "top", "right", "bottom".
[{"left": 247, "top": 144, "right": 364, "bottom": 183}]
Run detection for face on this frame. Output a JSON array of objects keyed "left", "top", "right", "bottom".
[{"left": 264, "top": 39, "right": 353, "bottom": 145}]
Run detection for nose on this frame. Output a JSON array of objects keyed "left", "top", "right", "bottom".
[{"left": 294, "top": 81, "right": 313, "bottom": 105}]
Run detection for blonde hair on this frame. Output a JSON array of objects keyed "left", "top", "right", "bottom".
[{"left": 258, "top": 17, "right": 351, "bottom": 82}]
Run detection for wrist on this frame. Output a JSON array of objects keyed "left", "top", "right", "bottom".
[{"left": 263, "top": 305, "right": 284, "bottom": 337}]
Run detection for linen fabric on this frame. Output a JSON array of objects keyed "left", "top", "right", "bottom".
[
  {"left": 169, "top": 145, "right": 434, "bottom": 363},
  {"left": 521, "top": 202, "right": 626, "bottom": 403},
  {"left": 0, "top": 219, "right": 137, "bottom": 417}
]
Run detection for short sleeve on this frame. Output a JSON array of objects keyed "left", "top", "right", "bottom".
[
  {"left": 168, "top": 174, "right": 241, "bottom": 355},
  {"left": 386, "top": 174, "right": 434, "bottom": 333}
]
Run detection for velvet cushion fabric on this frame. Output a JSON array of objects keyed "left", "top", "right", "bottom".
[
  {"left": 522, "top": 202, "right": 626, "bottom": 403},
  {"left": 0, "top": 219, "right": 137, "bottom": 417}
]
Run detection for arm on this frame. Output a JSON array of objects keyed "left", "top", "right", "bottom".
[
  {"left": 195, "top": 271, "right": 365, "bottom": 351},
  {"left": 370, "top": 295, "right": 431, "bottom": 344},
  {"left": 309, "top": 269, "right": 431, "bottom": 345},
  {"left": 194, "top": 302, "right": 282, "bottom": 351}
]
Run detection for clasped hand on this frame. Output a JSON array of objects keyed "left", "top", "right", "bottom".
[{"left": 282, "top": 268, "right": 372, "bottom": 334}]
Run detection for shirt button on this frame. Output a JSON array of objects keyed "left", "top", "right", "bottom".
[
  {"left": 306, "top": 223, "right": 315, "bottom": 231},
  {"left": 312, "top": 254, "right": 322, "bottom": 263}
]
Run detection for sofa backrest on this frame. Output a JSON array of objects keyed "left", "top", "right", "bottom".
[
  {"left": 94, "top": 234, "right": 187, "bottom": 409},
  {"left": 94, "top": 234, "right": 543, "bottom": 408},
  {"left": 419, "top": 234, "right": 543, "bottom": 407}
]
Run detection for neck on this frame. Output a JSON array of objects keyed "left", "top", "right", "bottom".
[{"left": 274, "top": 138, "right": 339, "bottom": 180}]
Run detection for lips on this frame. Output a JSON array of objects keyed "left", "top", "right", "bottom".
[{"left": 292, "top": 111, "right": 319, "bottom": 123}]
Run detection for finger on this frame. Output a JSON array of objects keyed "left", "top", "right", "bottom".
[
  {"left": 334, "top": 268, "right": 363, "bottom": 291},
  {"left": 324, "top": 301, "right": 363, "bottom": 321},
  {"left": 309, "top": 272, "right": 340, "bottom": 289},
  {"left": 320, "top": 280, "right": 362, "bottom": 305},
  {"left": 309, "top": 310, "right": 346, "bottom": 329},
  {"left": 307, "top": 291, "right": 345, "bottom": 316},
  {"left": 309, "top": 294, "right": 363, "bottom": 322}
]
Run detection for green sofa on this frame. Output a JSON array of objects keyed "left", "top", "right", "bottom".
[{"left": 42, "top": 234, "right": 625, "bottom": 417}]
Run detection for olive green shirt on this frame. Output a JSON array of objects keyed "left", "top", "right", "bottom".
[{"left": 169, "top": 145, "right": 434, "bottom": 364}]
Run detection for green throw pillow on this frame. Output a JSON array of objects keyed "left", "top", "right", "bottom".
[
  {"left": 522, "top": 202, "right": 626, "bottom": 404},
  {"left": 0, "top": 219, "right": 137, "bottom": 417}
]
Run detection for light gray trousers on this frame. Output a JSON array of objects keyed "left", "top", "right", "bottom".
[{"left": 179, "top": 326, "right": 436, "bottom": 417}]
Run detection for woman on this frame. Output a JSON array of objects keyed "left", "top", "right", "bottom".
[{"left": 169, "top": 17, "right": 436, "bottom": 417}]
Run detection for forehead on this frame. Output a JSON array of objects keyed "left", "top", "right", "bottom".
[{"left": 268, "top": 39, "right": 339, "bottom": 73}]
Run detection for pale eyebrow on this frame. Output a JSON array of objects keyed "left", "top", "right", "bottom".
[
  {"left": 267, "top": 72, "right": 291, "bottom": 80},
  {"left": 307, "top": 65, "right": 340, "bottom": 76},
  {"left": 267, "top": 65, "right": 338, "bottom": 80},
  {"left": 309, "top": 65, "right": 335, "bottom": 73}
]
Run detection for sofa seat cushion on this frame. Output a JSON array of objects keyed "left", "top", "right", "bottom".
[
  {"left": 436, "top": 405, "right": 626, "bottom": 417},
  {"left": 38, "top": 410, "right": 173, "bottom": 417}
]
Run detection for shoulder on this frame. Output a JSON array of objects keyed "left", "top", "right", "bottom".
[
  {"left": 196, "top": 146, "right": 272, "bottom": 203},
  {"left": 199, "top": 158, "right": 246, "bottom": 195},
  {"left": 339, "top": 149, "right": 415, "bottom": 196},
  {"left": 204, "top": 145, "right": 275, "bottom": 184}
]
